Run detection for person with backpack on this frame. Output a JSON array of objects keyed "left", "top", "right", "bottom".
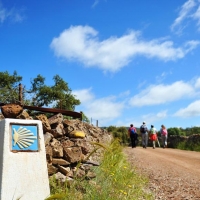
[
  {"left": 128, "top": 124, "right": 137, "bottom": 148},
  {"left": 160, "top": 124, "right": 168, "bottom": 148},
  {"left": 149, "top": 125, "right": 157, "bottom": 149},
  {"left": 140, "top": 121, "right": 148, "bottom": 148}
]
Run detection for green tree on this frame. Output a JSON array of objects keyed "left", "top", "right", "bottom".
[
  {"left": 29, "top": 74, "right": 80, "bottom": 110},
  {"left": 107, "top": 126, "right": 117, "bottom": 132},
  {"left": 117, "top": 126, "right": 129, "bottom": 144},
  {"left": 0, "top": 71, "right": 22, "bottom": 103},
  {"left": 81, "top": 112, "right": 90, "bottom": 123},
  {"left": 190, "top": 127, "right": 200, "bottom": 135},
  {"left": 167, "top": 127, "right": 186, "bottom": 136},
  {"left": 107, "top": 126, "right": 129, "bottom": 144}
]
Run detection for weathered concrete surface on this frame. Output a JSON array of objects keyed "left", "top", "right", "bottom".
[{"left": 0, "top": 119, "right": 50, "bottom": 200}]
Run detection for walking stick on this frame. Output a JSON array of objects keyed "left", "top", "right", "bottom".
[{"left": 157, "top": 137, "right": 160, "bottom": 147}]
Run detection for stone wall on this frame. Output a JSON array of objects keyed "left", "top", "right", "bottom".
[
  {"left": 167, "top": 134, "right": 200, "bottom": 148},
  {"left": 0, "top": 111, "right": 112, "bottom": 182}
]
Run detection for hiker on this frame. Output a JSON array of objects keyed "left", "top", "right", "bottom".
[
  {"left": 140, "top": 121, "right": 148, "bottom": 148},
  {"left": 149, "top": 125, "right": 157, "bottom": 149},
  {"left": 128, "top": 124, "right": 137, "bottom": 148},
  {"left": 160, "top": 124, "right": 168, "bottom": 148}
]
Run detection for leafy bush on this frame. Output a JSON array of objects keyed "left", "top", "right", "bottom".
[
  {"left": 176, "top": 141, "right": 200, "bottom": 152},
  {"left": 107, "top": 126, "right": 117, "bottom": 132},
  {"left": 167, "top": 127, "right": 185, "bottom": 136},
  {"left": 108, "top": 126, "right": 129, "bottom": 144}
]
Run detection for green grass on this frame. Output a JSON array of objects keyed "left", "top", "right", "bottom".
[
  {"left": 47, "top": 139, "right": 153, "bottom": 200},
  {"left": 176, "top": 141, "right": 200, "bottom": 152}
]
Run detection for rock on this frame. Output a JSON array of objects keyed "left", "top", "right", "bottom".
[
  {"left": 47, "top": 164, "right": 58, "bottom": 175},
  {"left": 86, "top": 171, "right": 96, "bottom": 179},
  {"left": 48, "top": 113, "right": 63, "bottom": 125},
  {"left": 63, "top": 119, "right": 77, "bottom": 128},
  {"left": 73, "top": 168, "right": 85, "bottom": 178},
  {"left": 36, "top": 114, "right": 51, "bottom": 132},
  {"left": 69, "top": 131, "right": 85, "bottom": 138},
  {"left": 52, "top": 158, "right": 70, "bottom": 166},
  {"left": 52, "top": 172, "right": 67, "bottom": 183},
  {"left": 84, "top": 160, "right": 100, "bottom": 166},
  {"left": 52, "top": 146, "right": 63, "bottom": 158},
  {"left": 37, "top": 113, "right": 112, "bottom": 178},
  {"left": 45, "top": 145, "right": 53, "bottom": 164},
  {"left": 1, "top": 104, "right": 23, "bottom": 118},
  {"left": 80, "top": 164, "right": 93, "bottom": 174},
  {"left": 17, "top": 110, "right": 32, "bottom": 120},
  {"left": 63, "top": 147, "right": 83, "bottom": 163},
  {"left": 50, "top": 123, "right": 65, "bottom": 138},
  {"left": 61, "top": 140, "right": 75, "bottom": 148},
  {"left": 51, "top": 138, "right": 60, "bottom": 146},
  {"left": 74, "top": 139, "right": 90, "bottom": 154},
  {"left": 44, "top": 132, "right": 53, "bottom": 146},
  {"left": 57, "top": 165, "right": 71, "bottom": 175},
  {"left": 51, "top": 138, "right": 63, "bottom": 157}
]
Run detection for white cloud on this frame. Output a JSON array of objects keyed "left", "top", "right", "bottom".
[
  {"left": 72, "top": 88, "right": 94, "bottom": 103},
  {"left": 118, "top": 110, "right": 168, "bottom": 128},
  {"left": 171, "top": 0, "right": 196, "bottom": 33},
  {"left": 194, "top": 77, "right": 200, "bottom": 88},
  {"left": 118, "top": 90, "right": 130, "bottom": 98},
  {"left": 92, "top": 0, "right": 99, "bottom": 8},
  {"left": 174, "top": 100, "right": 200, "bottom": 117},
  {"left": 0, "top": 3, "right": 6, "bottom": 23},
  {"left": 0, "top": 3, "right": 25, "bottom": 24},
  {"left": 73, "top": 88, "right": 125, "bottom": 124},
  {"left": 184, "top": 40, "right": 200, "bottom": 52},
  {"left": 129, "top": 81, "right": 195, "bottom": 107},
  {"left": 170, "top": 0, "right": 200, "bottom": 34},
  {"left": 73, "top": 77, "right": 200, "bottom": 126},
  {"left": 84, "top": 96, "right": 124, "bottom": 123},
  {"left": 50, "top": 25, "right": 200, "bottom": 73},
  {"left": 192, "top": 5, "right": 200, "bottom": 30},
  {"left": 142, "top": 110, "right": 168, "bottom": 124},
  {"left": 156, "top": 70, "right": 172, "bottom": 82}
]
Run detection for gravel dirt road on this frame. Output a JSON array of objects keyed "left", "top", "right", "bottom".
[{"left": 123, "top": 146, "right": 200, "bottom": 200}]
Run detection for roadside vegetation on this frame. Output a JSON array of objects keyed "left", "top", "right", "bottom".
[
  {"left": 108, "top": 125, "right": 200, "bottom": 152},
  {"left": 167, "top": 127, "right": 200, "bottom": 136},
  {"left": 47, "top": 139, "right": 153, "bottom": 200},
  {"left": 176, "top": 141, "right": 200, "bottom": 151}
]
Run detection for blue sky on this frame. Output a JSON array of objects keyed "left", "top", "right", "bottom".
[{"left": 1, "top": 0, "right": 200, "bottom": 129}]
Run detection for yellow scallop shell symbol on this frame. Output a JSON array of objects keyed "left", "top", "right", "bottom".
[{"left": 13, "top": 127, "right": 37, "bottom": 149}]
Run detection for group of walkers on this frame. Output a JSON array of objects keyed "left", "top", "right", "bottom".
[{"left": 128, "top": 122, "right": 168, "bottom": 149}]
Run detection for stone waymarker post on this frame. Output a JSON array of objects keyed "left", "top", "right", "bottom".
[{"left": 0, "top": 119, "right": 50, "bottom": 200}]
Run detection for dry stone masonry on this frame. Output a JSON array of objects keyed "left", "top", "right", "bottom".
[
  {"left": 168, "top": 134, "right": 200, "bottom": 148},
  {"left": 0, "top": 111, "right": 112, "bottom": 182}
]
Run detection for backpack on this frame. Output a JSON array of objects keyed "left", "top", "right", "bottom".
[
  {"left": 130, "top": 128, "right": 136, "bottom": 134},
  {"left": 162, "top": 129, "right": 167, "bottom": 136},
  {"left": 140, "top": 125, "right": 146, "bottom": 133}
]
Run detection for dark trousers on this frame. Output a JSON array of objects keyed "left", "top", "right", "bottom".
[{"left": 130, "top": 134, "right": 138, "bottom": 148}]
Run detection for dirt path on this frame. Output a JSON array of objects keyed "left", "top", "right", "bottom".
[{"left": 123, "top": 146, "right": 200, "bottom": 200}]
